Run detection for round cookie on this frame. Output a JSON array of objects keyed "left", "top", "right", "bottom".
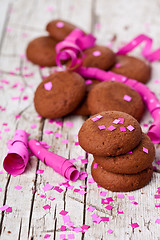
[
  {"left": 34, "top": 71, "right": 86, "bottom": 119},
  {"left": 94, "top": 133, "right": 155, "bottom": 174},
  {"left": 46, "top": 19, "right": 77, "bottom": 42},
  {"left": 73, "top": 79, "right": 100, "bottom": 116},
  {"left": 26, "top": 36, "right": 57, "bottom": 67},
  {"left": 78, "top": 111, "right": 142, "bottom": 156},
  {"left": 91, "top": 160, "right": 153, "bottom": 192},
  {"left": 87, "top": 81, "right": 145, "bottom": 121},
  {"left": 82, "top": 45, "right": 115, "bottom": 70},
  {"left": 110, "top": 55, "right": 151, "bottom": 83}
]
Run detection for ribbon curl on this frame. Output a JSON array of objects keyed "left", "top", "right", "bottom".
[{"left": 56, "top": 30, "right": 160, "bottom": 144}]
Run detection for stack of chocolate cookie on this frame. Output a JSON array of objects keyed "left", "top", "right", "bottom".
[{"left": 78, "top": 111, "right": 155, "bottom": 192}]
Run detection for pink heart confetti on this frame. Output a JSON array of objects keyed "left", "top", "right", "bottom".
[
  {"left": 123, "top": 95, "right": 132, "bottom": 102},
  {"left": 44, "top": 82, "right": 52, "bottom": 91}
]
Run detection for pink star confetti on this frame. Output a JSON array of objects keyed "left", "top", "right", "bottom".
[
  {"left": 15, "top": 185, "right": 22, "bottom": 190},
  {"left": 107, "top": 125, "right": 116, "bottom": 131},
  {"left": 131, "top": 223, "right": 139, "bottom": 229},
  {"left": 123, "top": 95, "right": 132, "bottom": 102},
  {"left": 43, "top": 204, "right": 51, "bottom": 210},
  {"left": 143, "top": 147, "right": 148, "bottom": 154},
  {"left": 44, "top": 82, "right": 52, "bottom": 91},
  {"left": 127, "top": 125, "right": 135, "bottom": 131},
  {"left": 98, "top": 125, "right": 106, "bottom": 130}
]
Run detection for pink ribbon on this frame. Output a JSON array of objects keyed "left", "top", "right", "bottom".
[
  {"left": 3, "top": 129, "right": 29, "bottom": 176},
  {"left": 77, "top": 67, "right": 160, "bottom": 143},
  {"left": 28, "top": 139, "right": 79, "bottom": 181},
  {"left": 117, "top": 34, "right": 160, "bottom": 62},
  {"left": 56, "top": 28, "right": 96, "bottom": 68}
]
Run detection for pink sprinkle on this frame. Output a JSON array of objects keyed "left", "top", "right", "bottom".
[
  {"left": 127, "top": 125, "right": 135, "bottom": 131},
  {"left": 4, "top": 128, "right": 10, "bottom": 132},
  {"left": 6, "top": 207, "right": 12, "bottom": 212},
  {"left": 101, "top": 199, "right": 109, "bottom": 204},
  {"left": 120, "top": 127, "right": 126, "bottom": 132},
  {"left": 62, "top": 139, "right": 68, "bottom": 144},
  {"left": 65, "top": 122, "right": 73, "bottom": 127},
  {"left": 43, "top": 204, "right": 51, "bottom": 210},
  {"left": 36, "top": 169, "right": 44, "bottom": 174},
  {"left": 156, "top": 160, "right": 160, "bottom": 165},
  {"left": 55, "top": 132, "right": 62, "bottom": 138},
  {"left": 155, "top": 203, "right": 160, "bottom": 207},
  {"left": 74, "top": 142, "right": 79, "bottom": 145},
  {"left": 154, "top": 195, "right": 160, "bottom": 199},
  {"left": 0, "top": 188, "right": 2, "bottom": 192},
  {"left": 131, "top": 201, "right": 138, "bottom": 205},
  {"left": 117, "top": 194, "right": 124, "bottom": 199},
  {"left": 100, "top": 191, "right": 106, "bottom": 197},
  {"left": 107, "top": 229, "right": 113, "bottom": 234},
  {"left": 118, "top": 210, "right": 124, "bottom": 214},
  {"left": 44, "top": 234, "right": 51, "bottom": 239},
  {"left": 107, "top": 125, "right": 116, "bottom": 131},
  {"left": 98, "top": 125, "right": 106, "bottom": 130},
  {"left": 15, "top": 185, "right": 22, "bottom": 190},
  {"left": 60, "top": 225, "right": 66, "bottom": 231},
  {"left": 44, "top": 130, "right": 53, "bottom": 135},
  {"left": 93, "top": 50, "right": 101, "bottom": 56},
  {"left": 59, "top": 210, "right": 68, "bottom": 216},
  {"left": 85, "top": 80, "right": 93, "bottom": 85},
  {"left": 68, "top": 234, "right": 75, "bottom": 239},
  {"left": 79, "top": 190, "right": 86, "bottom": 195},
  {"left": 113, "top": 119, "right": 120, "bottom": 124},
  {"left": 30, "top": 124, "right": 37, "bottom": 129},
  {"left": 143, "top": 123, "right": 148, "bottom": 127},
  {"left": 56, "top": 21, "right": 64, "bottom": 28},
  {"left": 105, "top": 204, "right": 113, "bottom": 210},
  {"left": 42, "top": 184, "right": 53, "bottom": 192},
  {"left": 118, "top": 118, "right": 124, "bottom": 124},
  {"left": 91, "top": 114, "right": 103, "bottom": 122},
  {"left": 48, "top": 196, "right": 55, "bottom": 201},
  {"left": 106, "top": 197, "right": 113, "bottom": 202},
  {"left": 143, "top": 147, "right": 148, "bottom": 154},
  {"left": 91, "top": 213, "right": 98, "bottom": 219},
  {"left": 60, "top": 234, "right": 66, "bottom": 239},
  {"left": 79, "top": 185, "right": 87, "bottom": 189},
  {"left": 63, "top": 215, "right": 70, "bottom": 223},
  {"left": 87, "top": 206, "right": 95, "bottom": 212},
  {"left": 115, "top": 63, "right": 121, "bottom": 68},
  {"left": 87, "top": 178, "right": 95, "bottom": 183},
  {"left": 81, "top": 159, "right": 88, "bottom": 164},
  {"left": 123, "top": 95, "right": 132, "bottom": 102},
  {"left": 23, "top": 96, "right": 28, "bottom": 100},
  {"left": 79, "top": 172, "right": 88, "bottom": 180},
  {"left": 100, "top": 217, "right": 109, "bottom": 221},
  {"left": 93, "top": 162, "right": 98, "bottom": 169},
  {"left": 39, "top": 194, "right": 46, "bottom": 199},
  {"left": 128, "top": 196, "right": 135, "bottom": 200},
  {"left": 69, "top": 158, "right": 76, "bottom": 163},
  {"left": 131, "top": 223, "right": 139, "bottom": 229},
  {"left": 44, "top": 82, "right": 52, "bottom": 91},
  {"left": 155, "top": 218, "right": 160, "bottom": 224},
  {"left": 12, "top": 96, "right": 20, "bottom": 100},
  {"left": 0, "top": 171, "right": 3, "bottom": 174},
  {"left": 0, "top": 205, "right": 9, "bottom": 211}
]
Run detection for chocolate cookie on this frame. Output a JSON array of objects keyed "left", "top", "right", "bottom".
[
  {"left": 94, "top": 133, "right": 155, "bottom": 174},
  {"left": 110, "top": 55, "right": 151, "bottom": 83},
  {"left": 82, "top": 45, "right": 115, "bottom": 70},
  {"left": 46, "top": 19, "right": 77, "bottom": 41},
  {"left": 73, "top": 79, "right": 100, "bottom": 116},
  {"left": 34, "top": 71, "right": 86, "bottom": 118},
  {"left": 26, "top": 36, "right": 57, "bottom": 67},
  {"left": 78, "top": 111, "right": 142, "bottom": 156},
  {"left": 87, "top": 81, "right": 145, "bottom": 121},
  {"left": 91, "top": 160, "right": 153, "bottom": 192}
]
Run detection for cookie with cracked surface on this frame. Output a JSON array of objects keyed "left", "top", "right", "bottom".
[
  {"left": 87, "top": 81, "right": 145, "bottom": 121},
  {"left": 26, "top": 36, "right": 57, "bottom": 67},
  {"left": 91, "top": 160, "right": 153, "bottom": 192},
  {"left": 78, "top": 111, "right": 142, "bottom": 156},
  {"left": 110, "top": 55, "right": 151, "bottom": 83},
  {"left": 34, "top": 71, "right": 86, "bottom": 119},
  {"left": 94, "top": 133, "right": 155, "bottom": 174}
]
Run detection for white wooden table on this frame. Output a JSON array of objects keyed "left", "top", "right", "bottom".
[{"left": 0, "top": 0, "right": 160, "bottom": 239}]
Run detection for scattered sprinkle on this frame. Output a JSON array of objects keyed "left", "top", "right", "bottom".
[
  {"left": 43, "top": 204, "right": 51, "bottom": 210},
  {"left": 123, "top": 95, "right": 132, "bottom": 102},
  {"left": 127, "top": 125, "right": 135, "bottom": 131},
  {"left": 56, "top": 22, "right": 64, "bottom": 28},
  {"left": 107, "top": 229, "right": 113, "bottom": 234},
  {"left": 98, "top": 125, "right": 106, "bottom": 130},
  {"left": 107, "top": 125, "right": 116, "bottom": 131},
  {"left": 131, "top": 223, "right": 139, "bottom": 229},
  {"left": 113, "top": 119, "right": 120, "bottom": 124},
  {"left": 120, "top": 127, "right": 126, "bottom": 132},
  {"left": 44, "top": 82, "right": 52, "bottom": 91},
  {"left": 93, "top": 50, "right": 101, "bottom": 56},
  {"left": 15, "top": 185, "right": 22, "bottom": 190},
  {"left": 59, "top": 210, "right": 68, "bottom": 216}
]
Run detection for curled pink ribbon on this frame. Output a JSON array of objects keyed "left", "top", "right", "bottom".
[
  {"left": 56, "top": 28, "right": 96, "bottom": 69},
  {"left": 117, "top": 34, "right": 160, "bottom": 62}
]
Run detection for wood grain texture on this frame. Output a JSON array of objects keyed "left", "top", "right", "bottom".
[{"left": 0, "top": 0, "right": 160, "bottom": 239}]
